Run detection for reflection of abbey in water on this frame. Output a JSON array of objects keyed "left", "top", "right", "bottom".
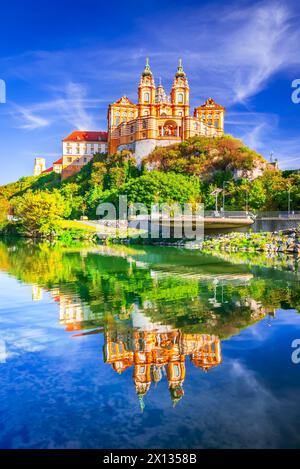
[{"left": 103, "top": 311, "right": 221, "bottom": 408}]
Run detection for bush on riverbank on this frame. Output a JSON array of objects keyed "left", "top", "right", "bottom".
[{"left": 202, "top": 230, "right": 300, "bottom": 253}]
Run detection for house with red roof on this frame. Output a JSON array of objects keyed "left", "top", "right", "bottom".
[
  {"left": 61, "top": 131, "right": 108, "bottom": 179},
  {"left": 35, "top": 130, "right": 108, "bottom": 179}
]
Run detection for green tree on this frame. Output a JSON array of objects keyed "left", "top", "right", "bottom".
[
  {"left": 12, "top": 190, "right": 69, "bottom": 237},
  {"left": 0, "top": 197, "right": 11, "bottom": 229}
]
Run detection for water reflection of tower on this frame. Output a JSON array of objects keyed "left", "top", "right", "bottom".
[{"left": 104, "top": 311, "right": 222, "bottom": 409}]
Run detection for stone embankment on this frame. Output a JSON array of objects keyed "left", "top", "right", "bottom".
[{"left": 202, "top": 229, "right": 300, "bottom": 253}]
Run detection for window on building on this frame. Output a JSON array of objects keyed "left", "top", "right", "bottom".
[
  {"left": 173, "top": 365, "right": 180, "bottom": 378},
  {"left": 67, "top": 157, "right": 72, "bottom": 163},
  {"left": 76, "top": 145, "right": 80, "bottom": 154},
  {"left": 178, "top": 111, "right": 183, "bottom": 116},
  {"left": 91, "top": 145, "right": 94, "bottom": 153},
  {"left": 142, "top": 119, "right": 147, "bottom": 129},
  {"left": 144, "top": 92, "right": 150, "bottom": 102},
  {"left": 144, "top": 110, "right": 149, "bottom": 116},
  {"left": 130, "top": 125, "right": 134, "bottom": 133},
  {"left": 84, "top": 157, "right": 87, "bottom": 163},
  {"left": 116, "top": 118, "right": 120, "bottom": 125},
  {"left": 178, "top": 93, "right": 184, "bottom": 103},
  {"left": 194, "top": 122, "right": 197, "bottom": 130}
]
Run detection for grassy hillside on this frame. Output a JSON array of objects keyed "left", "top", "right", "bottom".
[
  {"left": 144, "top": 134, "right": 269, "bottom": 179},
  {"left": 0, "top": 135, "right": 298, "bottom": 236}
]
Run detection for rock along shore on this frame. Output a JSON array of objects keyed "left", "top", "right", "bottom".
[{"left": 201, "top": 229, "right": 300, "bottom": 253}]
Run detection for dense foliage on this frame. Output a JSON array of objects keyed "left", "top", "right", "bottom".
[
  {"left": 1, "top": 135, "right": 300, "bottom": 236},
  {"left": 144, "top": 134, "right": 266, "bottom": 177}
]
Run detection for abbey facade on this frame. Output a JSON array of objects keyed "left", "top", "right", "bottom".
[
  {"left": 108, "top": 59, "right": 225, "bottom": 163},
  {"left": 34, "top": 59, "right": 225, "bottom": 177}
]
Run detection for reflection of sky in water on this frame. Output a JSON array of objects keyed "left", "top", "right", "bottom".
[{"left": 0, "top": 257, "right": 300, "bottom": 448}]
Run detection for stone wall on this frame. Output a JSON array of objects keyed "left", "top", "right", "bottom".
[{"left": 117, "top": 138, "right": 179, "bottom": 166}]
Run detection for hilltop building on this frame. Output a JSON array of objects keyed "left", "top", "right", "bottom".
[
  {"left": 60, "top": 131, "right": 108, "bottom": 179},
  {"left": 33, "top": 157, "right": 46, "bottom": 176},
  {"left": 107, "top": 59, "right": 225, "bottom": 162},
  {"left": 36, "top": 131, "right": 108, "bottom": 179},
  {"left": 35, "top": 59, "right": 224, "bottom": 177}
]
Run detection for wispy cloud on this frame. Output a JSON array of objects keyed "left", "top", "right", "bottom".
[
  {"left": 12, "top": 103, "right": 50, "bottom": 130},
  {"left": 9, "top": 82, "right": 101, "bottom": 131}
]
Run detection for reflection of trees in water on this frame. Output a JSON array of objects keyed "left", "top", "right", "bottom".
[
  {"left": 0, "top": 240, "right": 300, "bottom": 338},
  {"left": 2, "top": 239, "right": 300, "bottom": 408}
]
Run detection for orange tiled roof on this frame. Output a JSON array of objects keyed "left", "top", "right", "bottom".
[
  {"left": 53, "top": 157, "right": 63, "bottom": 165},
  {"left": 63, "top": 131, "right": 108, "bottom": 142},
  {"left": 42, "top": 166, "right": 53, "bottom": 173}
]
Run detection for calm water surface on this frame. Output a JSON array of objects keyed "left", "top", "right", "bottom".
[{"left": 0, "top": 240, "right": 300, "bottom": 449}]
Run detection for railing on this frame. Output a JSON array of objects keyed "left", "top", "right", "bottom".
[
  {"left": 204, "top": 210, "right": 255, "bottom": 220},
  {"left": 255, "top": 211, "right": 300, "bottom": 219}
]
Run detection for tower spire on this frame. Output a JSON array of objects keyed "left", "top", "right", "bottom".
[
  {"left": 175, "top": 58, "right": 185, "bottom": 78},
  {"left": 142, "top": 57, "right": 152, "bottom": 77}
]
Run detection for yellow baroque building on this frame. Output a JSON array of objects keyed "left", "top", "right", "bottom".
[{"left": 108, "top": 58, "right": 225, "bottom": 163}]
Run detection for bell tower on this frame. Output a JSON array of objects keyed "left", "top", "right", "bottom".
[
  {"left": 138, "top": 58, "right": 156, "bottom": 117},
  {"left": 171, "top": 59, "right": 190, "bottom": 118}
]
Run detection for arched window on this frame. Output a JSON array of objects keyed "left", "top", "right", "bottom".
[
  {"left": 144, "top": 92, "right": 150, "bottom": 102},
  {"left": 177, "top": 93, "right": 184, "bottom": 103},
  {"left": 144, "top": 110, "right": 149, "bottom": 116},
  {"left": 173, "top": 364, "right": 180, "bottom": 378},
  {"left": 116, "top": 118, "right": 120, "bottom": 125}
]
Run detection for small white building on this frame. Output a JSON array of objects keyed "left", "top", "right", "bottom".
[
  {"left": 61, "top": 131, "right": 108, "bottom": 179},
  {"left": 34, "top": 157, "right": 46, "bottom": 176}
]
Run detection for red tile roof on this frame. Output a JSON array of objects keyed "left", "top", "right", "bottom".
[
  {"left": 63, "top": 131, "right": 108, "bottom": 142},
  {"left": 42, "top": 167, "right": 53, "bottom": 173},
  {"left": 53, "top": 157, "right": 63, "bottom": 165}
]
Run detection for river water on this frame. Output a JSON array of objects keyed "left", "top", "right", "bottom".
[{"left": 0, "top": 239, "right": 300, "bottom": 449}]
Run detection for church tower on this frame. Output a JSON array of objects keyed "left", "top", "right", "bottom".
[
  {"left": 171, "top": 59, "right": 190, "bottom": 118},
  {"left": 138, "top": 58, "right": 156, "bottom": 117},
  {"left": 34, "top": 157, "right": 46, "bottom": 176}
]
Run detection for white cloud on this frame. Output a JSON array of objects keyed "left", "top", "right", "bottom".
[
  {"left": 12, "top": 103, "right": 50, "bottom": 130},
  {"left": 9, "top": 82, "right": 101, "bottom": 131}
]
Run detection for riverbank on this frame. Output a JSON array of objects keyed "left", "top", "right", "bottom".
[{"left": 202, "top": 229, "right": 300, "bottom": 253}]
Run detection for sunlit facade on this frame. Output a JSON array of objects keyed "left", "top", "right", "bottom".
[{"left": 107, "top": 59, "right": 225, "bottom": 162}]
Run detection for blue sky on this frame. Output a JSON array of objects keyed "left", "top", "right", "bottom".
[{"left": 0, "top": 0, "right": 300, "bottom": 184}]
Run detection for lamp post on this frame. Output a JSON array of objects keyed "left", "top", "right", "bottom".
[{"left": 210, "top": 188, "right": 223, "bottom": 216}]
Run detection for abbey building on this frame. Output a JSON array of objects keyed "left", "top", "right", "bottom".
[
  {"left": 34, "top": 59, "right": 225, "bottom": 177},
  {"left": 107, "top": 59, "right": 225, "bottom": 162}
]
